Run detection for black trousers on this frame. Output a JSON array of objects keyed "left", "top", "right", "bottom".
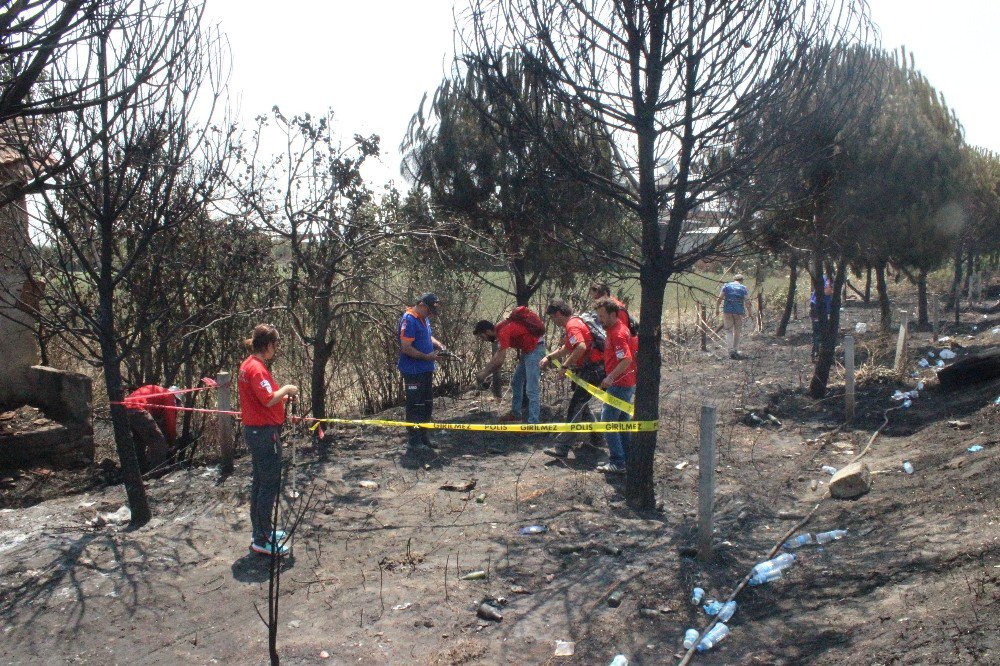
[
  {"left": 560, "top": 363, "right": 606, "bottom": 447},
  {"left": 245, "top": 424, "right": 282, "bottom": 545},
  {"left": 403, "top": 371, "right": 434, "bottom": 447}
]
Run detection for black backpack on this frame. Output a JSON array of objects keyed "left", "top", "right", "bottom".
[{"left": 577, "top": 312, "right": 607, "bottom": 351}]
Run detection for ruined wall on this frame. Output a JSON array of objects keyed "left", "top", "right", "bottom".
[{"left": 0, "top": 186, "right": 39, "bottom": 408}]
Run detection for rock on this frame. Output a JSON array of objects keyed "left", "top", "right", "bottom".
[
  {"left": 440, "top": 479, "right": 477, "bottom": 492},
  {"left": 829, "top": 462, "right": 872, "bottom": 500},
  {"left": 320, "top": 651, "right": 330, "bottom": 659},
  {"left": 947, "top": 420, "right": 971, "bottom": 430},
  {"left": 287, "top": 620, "right": 300, "bottom": 628}
]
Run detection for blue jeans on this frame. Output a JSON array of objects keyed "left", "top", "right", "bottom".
[
  {"left": 245, "top": 425, "right": 282, "bottom": 545},
  {"left": 601, "top": 385, "right": 635, "bottom": 467},
  {"left": 511, "top": 343, "right": 545, "bottom": 424}
]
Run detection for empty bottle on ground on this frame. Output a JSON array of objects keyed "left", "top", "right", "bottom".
[
  {"left": 783, "top": 533, "right": 813, "bottom": 549},
  {"left": 691, "top": 587, "right": 704, "bottom": 605},
  {"left": 717, "top": 600, "right": 737, "bottom": 622},
  {"left": 683, "top": 629, "right": 700, "bottom": 649},
  {"left": 696, "top": 623, "right": 730, "bottom": 652},
  {"left": 753, "top": 553, "right": 796, "bottom": 578},
  {"left": 703, "top": 600, "right": 724, "bottom": 615},
  {"left": 815, "top": 529, "right": 848, "bottom": 544},
  {"left": 749, "top": 567, "right": 784, "bottom": 586}
]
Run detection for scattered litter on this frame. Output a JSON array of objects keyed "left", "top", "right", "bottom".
[
  {"left": 947, "top": 420, "right": 971, "bottom": 430},
  {"left": 815, "top": 529, "right": 848, "bottom": 544},
  {"left": 510, "top": 584, "right": 530, "bottom": 594},
  {"left": 474, "top": 493, "right": 486, "bottom": 503},
  {"left": 821, "top": 465, "right": 837, "bottom": 475},
  {"left": 748, "top": 567, "right": 783, "bottom": 586},
  {"left": 717, "top": 600, "right": 737, "bottom": 622},
  {"left": 891, "top": 390, "right": 907, "bottom": 401},
  {"left": 358, "top": 480, "right": 379, "bottom": 490},
  {"left": 967, "top": 445, "right": 984, "bottom": 453},
  {"left": 554, "top": 640, "right": 575, "bottom": 656},
  {"left": 935, "top": 360, "right": 945, "bottom": 368},
  {"left": 995, "top": 396, "right": 1000, "bottom": 405},
  {"left": 903, "top": 461, "right": 914, "bottom": 474},
  {"left": 287, "top": 620, "right": 301, "bottom": 628},
  {"left": 939, "top": 336, "right": 951, "bottom": 342},
  {"left": 810, "top": 479, "right": 819, "bottom": 491},
  {"left": 927, "top": 351, "right": 936, "bottom": 358},
  {"left": 440, "top": 479, "right": 477, "bottom": 492},
  {"left": 696, "top": 623, "right": 730, "bottom": 652},
  {"left": 916, "top": 381, "right": 925, "bottom": 390},
  {"left": 607, "top": 589, "right": 625, "bottom": 607},
  {"left": 918, "top": 359, "right": 930, "bottom": 368},
  {"left": 320, "top": 651, "right": 330, "bottom": 659},
  {"left": 903, "top": 399, "right": 912, "bottom": 408},
  {"left": 477, "top": 601, "right": 503, "bottom": 621},
  {"left": 703, "top": 600, "right": 723, "bottom": 615},
  {"left": 201, "top": 466, "right": 219, "bottom": 478},
  {"left": 99, "top": 505, "right": 131, "bottom": 525},
  {"left": 690, "top": 587, "right": 704, "bottom": 605},
  {"left": 783, "top": 533, "right": 814, "bottom": 549},
  {"left": 683, "top": 628, "right": 700, "bottom": 649},
  {"left": 855, "top": 322, "right": 867, "bottom": 334},
  {"left": 939, "top": 349, "right": 957, "bottom": 360},
  {"left": 675, "top": 460, "right": 690, "bottom": 470},
  {"left": 391, "top": 602, "right": 412, "bottom": 611},
  {"left": 608, "top": 656, "right": 628, "bottom": 666},
  {"left": 519, "top": 525, "right": 548, "bottom": 535},
  {"left": 461, "top": 570, "right": 486, "bottom": 581}
]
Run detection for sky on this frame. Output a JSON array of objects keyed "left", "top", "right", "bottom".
[{"left": 204, "top": 0, "right": 1000, "bottom": 188}]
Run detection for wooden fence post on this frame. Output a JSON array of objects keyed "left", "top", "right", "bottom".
[
  {"left": 893, "top": 310, "right": 909, "bottom": 375},
  {"left": 700, "top": 304, "right": 708, "bottom": 352},
  {"left": 844, "top": 335, "right": 855, "bottom": 425},
  {"left": 217, "top": 371, "right": 234, "bottom": 476},
  {"left": 698, "top": 405, "right": 717, "bottom": 561}
]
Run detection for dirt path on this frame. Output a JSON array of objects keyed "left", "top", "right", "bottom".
[{"left": 1, "top": 303, "right": 998, "bottom": 665}]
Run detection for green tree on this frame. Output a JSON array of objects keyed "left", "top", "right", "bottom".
[{"left": 402, "top": 58, "right": 622, "bottom": 306}]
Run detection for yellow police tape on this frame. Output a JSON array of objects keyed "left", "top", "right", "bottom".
[
  {"left": 551, "top": 359, "right": 634, "bottom": 416},
  {"left": 309, "top": 417, "right": 657, "bottom": 433}
]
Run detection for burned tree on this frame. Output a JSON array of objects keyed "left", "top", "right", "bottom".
[{"left": 461, "top": 0, "right": 870, "bottom": 508}]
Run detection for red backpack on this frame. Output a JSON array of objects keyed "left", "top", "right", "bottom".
[{"left": 506, "top": 306, "right": 546, "bottom": 337}]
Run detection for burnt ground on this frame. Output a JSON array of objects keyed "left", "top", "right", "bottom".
[{"left": 1, "top": 297, "right": 998, "bottom": 665}]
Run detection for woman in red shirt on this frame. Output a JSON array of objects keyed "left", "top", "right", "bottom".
[{"left": 238, "top": 324, "right": 298, "bottom": 557}]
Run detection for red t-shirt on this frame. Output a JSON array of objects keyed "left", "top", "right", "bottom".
[
  {"left": 608, "top": 297, "right": 639, "bottom": 353},
  {"left": 564, "top": 316, "right": 603, "bottom": 366},
  {"left": 603, "top": 321, "right": 637, "bottom": 387},
  {"left": 496, "top": 320, "right": 540, "bottom": 353},
  {"left": 238, "top": 355, "right": 285, "bottom": 426},
  {"left": 124, "top": 385, "right": 178, "bottom": 442}
]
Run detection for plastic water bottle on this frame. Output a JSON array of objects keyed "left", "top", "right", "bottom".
[
  {"left": 916, "top": 381, "right": 925, "bottom": 391},
  {"left": 608, "top": 656, "right": 628, "bottom": 666},
  {"left": 691, "top": 587, "right": 705, "bottom": 605},
  {"left": 748, "top": 567, "right": 784, "bottom": 586},
  {"left": 903, "top": 461, "right": 914, "bottom": 474},
  {"left": 902, "top": 399, "right": 912, "bottom": 408},
  {"left": 683, "top": 628, "right": 700, "bottom": 649},
  {"left": 717, "top": 600, "right": 737, "bottom": 622},
  {"left": 815, "top": 529, "right": 847, "bottom": 544},
  {"left": 696, "top": 623, "right": 730, "bottom": 652},
  {"left": 783, "top": 533, "right": 813, "bottom": 549},
  {"left": 968, "top": 445, "right": 984, "bottom": 453},
  {"left": 753, "top": 553, "right": 796, "bottom": 578},
  {"left": 703, "top": 600, "right": 724, "bottom": 615},
  {"left": 821, "top": 465, "right": 837, "bottom": 475}
]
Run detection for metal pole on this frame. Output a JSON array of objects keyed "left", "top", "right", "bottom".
[
  {"left": 844, "top": 335, "right": 855, "bottom": 425},
  {"left": 217, "top": 371, "right": 234, "bottom": 476},
  {"left": 698, "top": 405, "right": 717, "bottom": 561}
]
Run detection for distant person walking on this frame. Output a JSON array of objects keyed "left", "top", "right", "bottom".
[
  {"left": 397, "top": 293, "right": 446, "bottom": 452},
  {"left": 540, "top": 299, "right": 606, "bottom": 458},
  {"left": 238, "top": 324, "right": 298, "bottom": 557},
  {"left": 593, "top": 298, "right": 636, "bottom": 474},
  {"left": 123, "top": 384, "right": 181, "bottom": 473},
  {"left": 716, "top": 274, "right": 752, "bottom": 359},
  {"left": 474, "top": 306, "right": 546, "bottom": 424}
]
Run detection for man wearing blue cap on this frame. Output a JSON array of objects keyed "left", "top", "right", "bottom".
[{"left": 398, "top": 293, "right": 447, "bottom": 451}]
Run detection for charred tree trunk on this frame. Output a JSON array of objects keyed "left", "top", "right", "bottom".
[
  {"left": 864, "top": 265, "right": 872, "bottom": 303},
  {"left": 776, "top": 254, "right": 797, "bottom": 337},
  {"left": 809, "top": 258, "right": 847, "bottom": 398},
  {"left": 876, "top": 263, "right": 891, "bottom": 331},
  {"left": 917, "top": 268, "right": 929, "bottom": 329}
]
